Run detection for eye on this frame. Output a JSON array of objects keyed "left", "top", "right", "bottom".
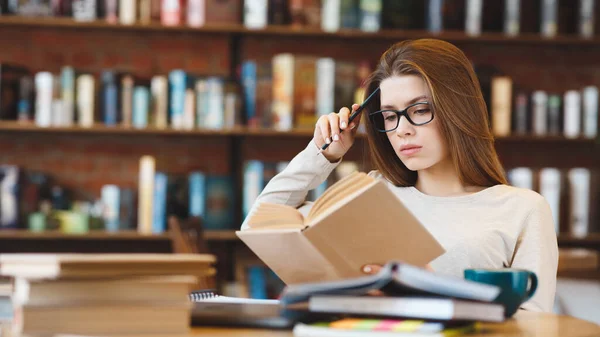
[
  {"left": 384, "top": 114, "right": 397, "bottom": 121},
  {"left": 414, "top": 108, "right": 431, "bottom": 115}
]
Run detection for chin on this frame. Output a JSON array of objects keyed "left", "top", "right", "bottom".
[{"left": 398, "top": 156, "right": 433, "bottom": 172}]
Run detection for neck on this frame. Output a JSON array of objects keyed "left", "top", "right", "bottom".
[{"left": 414, "top": 158, "right": 482, "bottom": 197}]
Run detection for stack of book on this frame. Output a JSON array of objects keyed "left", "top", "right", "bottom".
[{"left": 0, "top": 253, "right": 215, "bottom": 336}]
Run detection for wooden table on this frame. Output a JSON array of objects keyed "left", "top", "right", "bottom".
[{"left": 191, "top": 310, "right": 600, "bottom": 337}]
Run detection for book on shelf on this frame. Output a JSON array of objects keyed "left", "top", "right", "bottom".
[{"left": 237, "top": 172, "right": 445, "bottom": 285}]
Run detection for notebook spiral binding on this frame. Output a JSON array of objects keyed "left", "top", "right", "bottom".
[{"left": 189, "top": 290, "right": 220, "bottom": 302}]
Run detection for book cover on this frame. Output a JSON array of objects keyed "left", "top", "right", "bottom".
[
  {"left": 76, "top": 74, "right": 95, "bottom": 128},
  {"left": 243, "top": 160, "right": 264, "bottom": 218},
  {"left": 513, "top": 91, "right": 528, "bottom": 134},
  {"left": 0, "top": 63, "right": 29, "bottom": 121},
  {"left": 579, "top": 0, "right": 594, "bottom": 38},
  {"left": 532, "top": 90, "right": 548, "bottom": 135},
  {"left": 504, "top": 0, "right": 520, "bottom": 36},
  {"left": 101, "top": 184, "right": 120, "bottom": 232},
  {"left": 60, "top": 66, "right": 75, "bottom": 127},
  {"left": 121, "top": 75, "right": 134, "bottom": 127},
  {"left": 293, "top": 56, "right": 317, "bottom": 129},
  {"left": 205, "top": 0, "right": 241, "bottom": 24},
  {"left": 358, "top": 0, "right": 381, "bottom": 32},
  {"left": 381, "top": 0, "right": 424, "bottom": 30},
  {"left": 133, "top": 86, "right": 150, "bottom": 129},
  {"left": 290, "top": 0, "right": 321, "bottom": 27},
  {"left": 563, "top": 90, "right": 581, "bottom": 139},
  {"left": 204, "top": 175, "right": 235, "bottom": 230},
  {"left": 491, "top": 76, "right": 512, "bottom": 137},
  {"left": 119, "top": 0, "right": 136, "bottom": 24},
  {"left": 582, "top": 86, "right": 598, "bottom": 139},
  {"left": 183, "top": 88, "right": 195, "bottom": 130},
  {"left": 316, "top": 57, "right": 335, "bottom": 117},
  {"left": 540, "top": 0, "right": 558, "bottom": 37},
  {"left": 427, "top": 0, "right": 443, "bottom": 33},
  {"left": 244, "top": 0, "right": 268, "bottom": 29},
  {"left": 205, "top": 77, "right": 224, "bottom": 130},
  {"left": 34, "top": 72, "right": 53, "bottom": 127},
  {"left": 169, "top": 69, "right": 187, "bottom": 130},
  {"left": 17, "top": 75, "right": 33, "bottom": 122},
  {"left": 152, "top": 172, "right": 168, "bottom": 234},
  {"left": 547, "top": 94, "right": 562, "bottom": 135},
  {"left": 569, "top": 168, "right": 590, "bottom": 238},
  {"left": 241, "top": 61, "right": 258, "bottom": 127},
  {"left": 269, "top": 0, "right": 290, "bottom": 24},
  {"left": 271, "top": 53, "right": 294, "bottom": 131},
  {"left": 540, "top": 168, "right": 561, "bottom": 234},
  {"left": 151, "top": 76, "right": 169, "bottom": 129},
  {"left": 188, "top": 171, "right": 206, "bottom": 218},
  {"left": 187, "top": 0, "right": 205, "bottom": 26},
  {"left": 321, "top": 0, "right": 340, "bottom": 32},
  {"left": 137, "top": 155, "right": 155, "bottom": 234},
  {"left": 0, "top": 165, "right": 20, "bottom": 229},
  {"left": 465, "top": 0, "right": 483, "bottom": 36},
  {"left": 101, "top": 70, "right": 118, "bottom": 126}
]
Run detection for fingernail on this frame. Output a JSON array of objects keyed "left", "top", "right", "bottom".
[
  {"left": 325, "top": 137, "right": 331, "bottom": 144},
  {"left": 362, "top": 265, "right": 372, "bottom": 273},
  {"left": 340, "top": 121, "right": 347, "bottom": 129},
  {"left": 350, "top": 123, "right": 356, "bottom": 129},
  {"left": 333, "top": 134, "right": 340, "bottom": 141}
]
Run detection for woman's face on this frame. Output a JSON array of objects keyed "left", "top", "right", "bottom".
[{"left": 379, "top": 75, "right": 449, "bottom": 172}]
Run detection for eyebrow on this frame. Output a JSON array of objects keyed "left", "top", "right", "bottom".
[{"left": 381, "top": 95, "right": 429, "bottom": 110}]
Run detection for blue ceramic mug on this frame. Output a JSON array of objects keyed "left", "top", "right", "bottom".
[{"left": 464, "top": 268, "right": 538, "bottom": 318}]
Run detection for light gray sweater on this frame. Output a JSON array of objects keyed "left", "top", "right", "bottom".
[{"left": 241, "top": 141, "right": 558, "bottom": 312}]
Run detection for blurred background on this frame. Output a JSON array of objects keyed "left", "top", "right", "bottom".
[{"left": 0, "top": 0, "right": 599, "bottom": 324}]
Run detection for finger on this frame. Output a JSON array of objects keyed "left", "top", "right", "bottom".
[
  {"left": 339, "top": 106, "right": 351, "bottom": 130},
  {"left": 361, "top": 264, "right": 382, "bottom": 274},
  {"left": 317, "top": 116, "right": 331, "bottom": 145},
  {"left": 349, "top": 104, "right": 362, "bottom": 129},
  {"left": 327, "top": 113, "right": 341, "bottom": 142}
]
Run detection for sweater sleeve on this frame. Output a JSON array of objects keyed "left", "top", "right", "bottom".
[
  {"left": 510, "top": 197, "right": 559, "bottom": 312},
  {"left": 240, "top": 140, "right": 341, "bottom": 230}
]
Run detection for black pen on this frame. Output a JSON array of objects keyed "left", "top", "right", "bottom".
[{"left": 319, "top": 87, "right": 380, "bottom": 153}]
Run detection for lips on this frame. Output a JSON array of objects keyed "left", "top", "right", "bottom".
[{"left": 399, "top": 145, "right": 422, "bottom": 155}]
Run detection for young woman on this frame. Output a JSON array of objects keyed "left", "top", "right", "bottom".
[{"left": 241, "top": 39, "right": 558, "bottom": 313}]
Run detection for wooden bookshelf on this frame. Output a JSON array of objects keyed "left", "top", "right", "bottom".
[
  {"left": 1, "top": 16, "right": 600, "bottom": 46},
  {"left": 0, "top": 230, "right": 173, "bottom": 253}
]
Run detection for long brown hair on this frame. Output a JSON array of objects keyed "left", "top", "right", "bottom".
[{"left": 362, "top": 39, "right": 507, "bottom": 187}]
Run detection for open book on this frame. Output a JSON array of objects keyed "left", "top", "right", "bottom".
[{"left": 236, "top": 172, "right": 445, "bottom": 285}]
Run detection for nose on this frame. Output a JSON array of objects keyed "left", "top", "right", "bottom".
[{"left": 394, "top": 115, "right": 414, "bottom": 137}]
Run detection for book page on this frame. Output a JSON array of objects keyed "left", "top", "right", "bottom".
[
  {"left": 307, "top": 172, "right": 371, "bottom": 220},
  {"left": 245, "top": 203, "right": 305, "bottom": 230}
]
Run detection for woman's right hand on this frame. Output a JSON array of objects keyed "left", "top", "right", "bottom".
[{"left": 313, "top": 104, "right": 361, "bottom": 163}]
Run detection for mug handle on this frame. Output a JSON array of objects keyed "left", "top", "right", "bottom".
[{"left": 524, "top": 272, "right": 538, "bottom": 301}]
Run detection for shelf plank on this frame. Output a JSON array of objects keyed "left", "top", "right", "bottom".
[
  {"left": 0, "top": 230, "right": 173, "bottom": 253},
  {"left": 204, "top": 230, "right": 239, "bottom": 241},
  {"left": 1, "top": 121, "right": 597, "bottom": 145},
  {"left": 0, "top": 16, "right": 242, "bottom": 34},
  {"left": 558, "top": 269, "right": 600, "bottom": 280},
  {"left": 558, "top": 234, "right": 600, "bottom": 249},
  {"left": 1, "top": 16, "right": 599, "bottom": 46},
  {"left": 0, "top": 230, "right": 171, "bottom": 240}
]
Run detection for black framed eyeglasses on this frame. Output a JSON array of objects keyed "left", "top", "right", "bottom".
[{"left": 369, "top": 102, "right": 434, "bottom": 133}]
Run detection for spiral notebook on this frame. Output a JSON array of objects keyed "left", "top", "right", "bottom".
[{"left": 189, "top": 290, "right": 293, "bottom": 329}]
